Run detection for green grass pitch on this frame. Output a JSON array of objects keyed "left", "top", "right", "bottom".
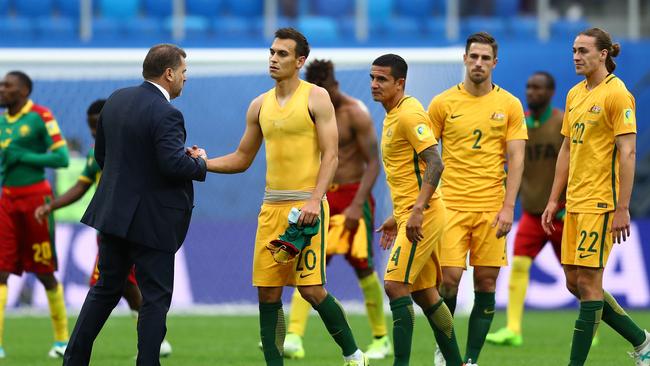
[{"left": 4, "top": 310, "right": 650, "bottom": 365}]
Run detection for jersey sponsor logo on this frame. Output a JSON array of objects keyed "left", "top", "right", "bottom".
[
  {"left": 450, "top": 113, "right": 463, "bottom": 119},
  {"left": 19, "top": 125, "right": 30, "bottom": 137},
  {"left": 588, "top": 104, "right": 602, "bottom": 114},
  {"left": 299, "top": 272, "right": 314, "bottom": 279},
  {"left": 414, "top": 123, "right": 433, "bottom": 141},
  {"left": 624, "top": 108, "right": 635, "bottom": 125},
  {"left": 579, "top": 253, "right": 594, "bottom": 259},
  {"left": 490, "top": 112, "right": 505, "bottom": 121},
  {"left": 597, "top": 203, "right": 608, "bottom": 209},
  {"left": 386, "top": 268, "right": 398, "bottom": 274},
  {"left": 45, "top": 120, "right": 61, "bottom": 136}
]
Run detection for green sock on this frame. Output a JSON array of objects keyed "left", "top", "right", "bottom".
[
  {"left": 314, "top": 294, "right": 358, "bottom": 357},
  {"left": 603, "top": 291, "right": 646, "bottom": 347},
  {"left": 259, "top": 302, "right": 285, "bottom": 366},
  {"left": 390, "top": 296, "right": 414, "bottom": 366},
  {"left": 443, "top": 294, "right": 458, "bottom": 316},
  {"left": 465, "top": 291, "right": 496, "bottom": 363},
  {"left": 569, "top": 301, "right": 603, "bottom": 366},
  {"left": 424, "top": 299, "right": 463, "bottom": 366}
]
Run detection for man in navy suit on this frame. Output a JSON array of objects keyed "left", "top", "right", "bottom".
[{"left": 63, "top": 44, "right": 207, "bottom": 366}]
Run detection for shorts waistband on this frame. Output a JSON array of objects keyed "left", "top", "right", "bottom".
[
  {"left": 2, "top": 180, "right": 52, "bottom": 197},
  {"left": 328, "top": 182, "right": 361, "bottom": 193},
  {"left": 263, "top": 189, "right": 326, "bottom": 202}
]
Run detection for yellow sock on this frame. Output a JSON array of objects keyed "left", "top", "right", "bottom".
[
  {"left": 0, "top": 284, "right": 7, "bottom": 347},
  {"left": 46, "top": 284, "right": 69, "bottom": 342},
  {"left": 507, "top": 256, "right": 532, "bottom": 334},
  {"left": 360, "top": 272, "right": 387, "bottom": 337},
  {"left": 287, "top": 289, "right": 311, "bottom": 337}
]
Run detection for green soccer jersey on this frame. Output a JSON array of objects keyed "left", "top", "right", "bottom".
[
  {"left": 0, "top": 100, "right": 67, "bottom": 187},
  {"left": 79, "top": 146, "right": 101, "bottom": 185}
]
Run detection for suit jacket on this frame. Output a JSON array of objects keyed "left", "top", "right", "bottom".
[{"left": 81, "top": 81, "right": 207, "bottom": 253}]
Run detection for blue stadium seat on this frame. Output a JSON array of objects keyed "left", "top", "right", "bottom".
[
  {"left": 368, "top": 0, "right": 392, "bottom": 24},
  {"left": 124, "top": 17, "right": 163, "bottom": 38},
  {"left": 495, "top": 0, "right": 519, "bottom": 17},
  {"left": 0, "top": 17, "right": 35, "bottom": 40},
  {"left": 56, "top": 0, "right": 80, "bottom": 17},
  {"left": 99, "top": 0, "right": 139, "bottom": 19},
  {"left": 425, "top": 16, "right": 446, "bottom": 39},
  {"left": 187, "top": 0, "right": 223, "bottom": 17},
  {"left": 296, "top": 16, "right": 338, "bottom": 43},
  {"left": 14, "top": 0, "right": 54, "bottom": 17},
  {"left": 379, "top": 16, "right": 421, "bottom": 38},
  {"left": 213, "top": 16, "right": 254, "bottom": 37},
  {"left": 396, "top": 0, "right": 433, "bottom": 18},
  {"left": 143, "top": 0, "right": 172, "bottom": 17},
  {"left": 164, "top": 15, "right": 210, "bottom": 39},
  {"left": 508, "top": 16, "right": 537, "bottom": 40},
  {"left": 314, "top": 0, "right": 353, "bottom": 17},
  {"left": 551, "top": 18, "right": 590, "bottom": 40},
  {"left": 35, "top": 16, "right": 76, "bottom": 39},
  {"left": 92, "top": 17, "right": 122, "bottom": 40},
  {"left": 0, "top": 0, "right": 8, "bottom": 15},
  {"left": 225, "top": 0, "right": 262, "bottom": 17},
  {"left": 462, "top": 16, "right": 507, "bottom": 40}
]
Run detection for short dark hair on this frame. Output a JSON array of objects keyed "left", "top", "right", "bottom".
[
  {"left": 142, "top": 44, "right": 187, "bottom": 79},
  {"left": 579, "top": 27, "right": 620, "bottom": 73},
  {"left": 87, "top": 99, "right": 106, "bottom": 115},
  {"left": 7, "top": 71, "right": 33, "bottom": 95},
  {"left": 465, "top": 32, "right": 498, "bottom": 58},
  {"left": 306, "top": 59, "right": 334, "bottom": 86},
  {"left": 532, "top": 71, "right": 556, "bottom": 90},
  {"left": 275, "top": 27, "right": 310, "bottom": 58},
  {"left": 372, "top": 54, "right": 408, "bottom": 80}
]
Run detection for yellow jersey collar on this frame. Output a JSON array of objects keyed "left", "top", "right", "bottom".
[{"left": 5, "top": 99, "right": 34, "bottom": 123}]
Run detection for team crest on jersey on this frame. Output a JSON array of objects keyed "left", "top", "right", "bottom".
[
  {"left": 624, "top": 108, "right": 635, "bottom": 125},
  {"left": 414, "top": 123, "right": 432, "bottom": 141},
  {"left": 588, "top": 104, "right": 601, "bottom": 114},
  {"left": 386, "top": 128, "right": 393, "bottom": 137},
  {"left": 19, "top": 125, "right": 30, "bottom": 137},
  {"left": 490, "top": 112, "right": 505, "bottom": 121}
]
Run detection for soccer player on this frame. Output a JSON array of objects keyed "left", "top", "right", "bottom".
[
  {"left": 281, "top": 59, "right": 389, "bottom": 360},
  {"left": 205, "top": 28, "right": 368, "bottom": 366},
  {"left": 371, "top": 53, "right": 465, "bottom": 366},
  {"left": 486, "top": 71, "right": 565, "bottom": 347},
  {"left": 0, "top": 71, "right": 70, "bottom": 358},
  {"left": 541, "top": 27, "right": 650, "bottom": 366},
  {"left": 427, "top": 32, "right": 527, "bottom": 365},
  {"left": 34, "top": 99, "right": 172, "bottom": 357}
]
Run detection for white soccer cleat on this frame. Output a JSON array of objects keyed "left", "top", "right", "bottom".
[
  {"left": 464, "top": 358, "right": 478, "bottom": 366},
  {"left": 630, "top": 330, "right": 650, "bottom": 366},
  {"left": 283, "top": 333, "right": 305, "bottom": 359},
  {"left": 365, "top": 335, "right": 392, "bottom": 359},
  {"left": 159, "top": 339, "right": 172, "bottom": 358},
  {"left": 435, "top": 345, "right": 446, "bottom": 366},
  {"left": 48, "top": 341, "right": 67, "bottom": 358},
  {"left": 343, "top": 352, "right": 369, "bottom": 366}
]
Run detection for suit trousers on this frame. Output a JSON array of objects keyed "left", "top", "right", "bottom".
[{"left": 63, "top": 233, "right": 175, "bottom": 366}]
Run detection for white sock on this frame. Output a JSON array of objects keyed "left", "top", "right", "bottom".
[{"left": 343, "top": 349, "right": 363, "bottom": 361}]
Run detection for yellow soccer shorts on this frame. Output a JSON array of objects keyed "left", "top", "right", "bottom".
[
  {"left": 384, "top": 198, "right": 445, "bottom": 292},
  {"left": 252, "top": 200, "right": 329, "bottom": 287},
  {"left": 441, "top": 209, "right": 508, "bottom": 268},
  {"left": 561, "top": 211, "right": 613, "bottom": 268}
]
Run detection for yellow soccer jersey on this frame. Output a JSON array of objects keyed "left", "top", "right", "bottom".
[
  {"left": 562, "top": 74, "right": 636, "bottom": 213},
  {"left": 428, "top": 83, "right": 527, "bottom": 211},
  {"left": 259, "top": 80, "right": 320, "bottom": 192},
  {"left": 381, "top": 96, "right": 440, "bottom": 219}
]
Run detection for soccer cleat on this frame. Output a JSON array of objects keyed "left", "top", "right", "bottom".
[
  {"left": 283, "top": 333, "right": 305, "bottom": 359},
  {"left": 160, "top": 339, "right": 172, "bottom": 357},
  {"left": 0, "top": 346, "right": 5, "bottom": 358},
  {"left": 465, "top": 359, "right": 478, "bottom": 366},
  {"left": 365, "top": 335, "right": 392, "bottom": 359},
  {"left": 435, "top": 345, "right": 446, "bottom": 366},
  {"left": 485, "top": 327, "right": 523, "bottom": 346},
  {"left": 48, "top": 341, "right": 67, "bottom": 358},
  {"left": 629, "top": 330, "right": 650, "bottom": 366},
  {"left": 344, "top": 352, "right": 369, "bottom": 366}
]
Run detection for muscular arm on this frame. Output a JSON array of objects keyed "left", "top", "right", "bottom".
[
  {"left": 542, "top": 137, "right": 570, "bottom": 233},
  {"left": 206, "top": 96, "right": 264, "bottom": 173},
  {"left": 413, "top": 145, "right": 443, "bottom": 211},
  {"left": 504, "top": 139, "right": 526, "bottom": 209},
  {"left": 611, "top": 133, "right": 636, "bottom": 243},
  {"left": 347, "top": 104, "right": 380, "bottom": 208}
]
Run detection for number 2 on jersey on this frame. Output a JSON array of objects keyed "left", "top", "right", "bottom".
[{"left": 472, "top": 129, "right": 482, "bottom": 149}]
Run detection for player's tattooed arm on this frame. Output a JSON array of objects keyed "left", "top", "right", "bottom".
[{"left": 419, "top": 145, "right": 443, "bottom": 188}]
